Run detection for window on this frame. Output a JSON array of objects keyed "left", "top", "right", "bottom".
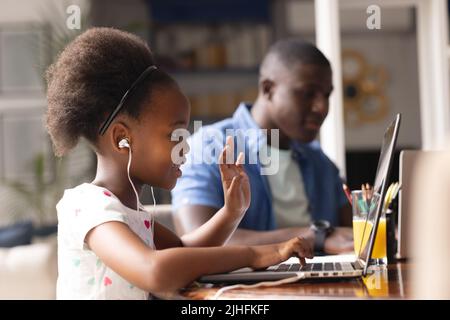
[{"left": 0, "top": 24, "right": 48, "bottom": 96}]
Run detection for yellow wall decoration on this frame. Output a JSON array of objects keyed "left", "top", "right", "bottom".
[{"left": 342, "top": 49, "right": 389, "bottom": 127}]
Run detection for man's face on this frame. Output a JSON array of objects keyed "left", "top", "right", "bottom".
[{"left": 267, "top": 63, "right": 333, "bottom": 143}]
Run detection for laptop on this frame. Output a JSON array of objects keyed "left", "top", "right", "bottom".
[
  {"left": 199, "top": 114, "right": 401, "bottom": 284},
  {"left": 397, "top": 150, "right": 443, "bottom": 260}
]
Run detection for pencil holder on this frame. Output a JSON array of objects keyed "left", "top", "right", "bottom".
[{"left": 351, "top": 190, "right": 386, "bottom": 263}]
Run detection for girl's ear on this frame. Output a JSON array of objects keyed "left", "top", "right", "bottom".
[
  {"left": 110, "top": 121, "right": 132, "bottom": 152},
  {"left": 260, "top": 79, "right": 274, "bottom": 101}
]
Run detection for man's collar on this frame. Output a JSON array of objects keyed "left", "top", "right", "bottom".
[
  {"left": 232, "top": 102, "right": 320, "bottom": 158},
  {"left": 232, "top": 103, "right": 266, "bottom": 149},
  {"left": 232, "top": 102, "right": 261, "bottom": 131}
]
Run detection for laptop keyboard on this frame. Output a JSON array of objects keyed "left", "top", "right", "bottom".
[{"left": 273, "top": 262, "right": 349, "bottom": 272}]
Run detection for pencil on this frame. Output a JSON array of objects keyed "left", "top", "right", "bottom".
[{"left": 343, "top": 184, "right": 352, "bottom": 205}]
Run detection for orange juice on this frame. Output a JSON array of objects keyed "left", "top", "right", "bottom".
[{"left": 353, "top": 218, "right": 386, "bottom": 258}]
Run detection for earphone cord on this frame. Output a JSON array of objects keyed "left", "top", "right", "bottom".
[
  {"left": 126, "top": 146, "right": 155, "bottom": 240},
  {"left": 150, "top": 185, "right": 156, "bottom": 238},
  {"left": 209, "top": 273, "right": 305, "bottom": 300},
  {"left": 126, "top": 147, "right": 140, "bottom": 216}
]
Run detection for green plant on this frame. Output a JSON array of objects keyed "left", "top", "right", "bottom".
[
  {"left": 1, "top": 140, "right": 95, "bottom": 226},
  {"left": 2, "top": 152, "right": 66, "bottom": 225}
]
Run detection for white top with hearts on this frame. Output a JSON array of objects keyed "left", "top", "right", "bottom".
[{"left": 56, "top": 183, "right": 155, "bottom": 300}]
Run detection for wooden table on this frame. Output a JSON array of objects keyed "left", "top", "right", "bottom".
[{"left": 181, "top": 261, "right": 410, "bottom": 300}]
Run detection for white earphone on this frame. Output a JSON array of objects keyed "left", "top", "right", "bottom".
[{"left": 118, "top": 138, "right": 130, "bottom": 149}]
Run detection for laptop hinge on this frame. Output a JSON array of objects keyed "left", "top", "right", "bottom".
[{"left": 355, "top": 259, "right": 365, "bottom": 270}]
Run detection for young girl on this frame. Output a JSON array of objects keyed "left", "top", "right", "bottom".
[{"left": 46, "top": 27, "right": 313, "bottom": 300}]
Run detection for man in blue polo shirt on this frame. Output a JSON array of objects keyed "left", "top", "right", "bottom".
[{"left": 171, "top": 39, "right": 353, "bottom": 254}]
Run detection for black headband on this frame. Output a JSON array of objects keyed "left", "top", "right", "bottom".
[{"left": 98, "top": 65, "right": 158, "bottom": 135}]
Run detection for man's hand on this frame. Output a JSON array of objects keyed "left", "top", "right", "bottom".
[
  {"left": 324, "top": 227, "right": 354, "bottom": 255},
  {"left": 219, "top": 136, "right": 251, "bottom": 219}
]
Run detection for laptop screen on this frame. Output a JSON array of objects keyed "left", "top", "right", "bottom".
[{"left": 357, "top": 114, "right": 401, "bottom": 270}]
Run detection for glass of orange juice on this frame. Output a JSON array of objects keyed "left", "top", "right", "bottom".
[{"left": 351, "top": 190, "right": 386, "bottom": 264}]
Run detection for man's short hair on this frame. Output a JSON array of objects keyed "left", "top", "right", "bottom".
[{"left": 262, "top": 38, "right": 330, "bottom": 70}]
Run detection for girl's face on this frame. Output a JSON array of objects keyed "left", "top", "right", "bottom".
[{"left": 131, "top": 84, "right": 190, "bottom": 190}]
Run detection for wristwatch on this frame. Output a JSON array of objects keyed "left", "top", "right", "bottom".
[{"left": 310, "top": 220, "right": 334, "bottom": 253}]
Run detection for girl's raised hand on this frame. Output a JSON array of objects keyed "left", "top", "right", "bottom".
[{"left": 219, "top": 136, "right": 251, "bottom": 219}]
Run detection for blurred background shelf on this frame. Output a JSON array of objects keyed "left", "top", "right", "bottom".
[
  {"left": 172, "top": 69, "right": 258, "bottom": 120},
  {"left": 172, "top": 69, "right": 258, "bottom": 95},
  {"left": 145, "top": 0, "right": 272, "bottom": 121}
]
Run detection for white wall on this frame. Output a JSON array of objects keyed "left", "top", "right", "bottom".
[
  {"left": 0, "top": 0, "right": 89, "bottom": 23},
  {"left": 342, "top": 32, "right": 421, "bottom": 149},
  {"left": 287, "top": 1, "right": 412, "bottom": 33}
]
